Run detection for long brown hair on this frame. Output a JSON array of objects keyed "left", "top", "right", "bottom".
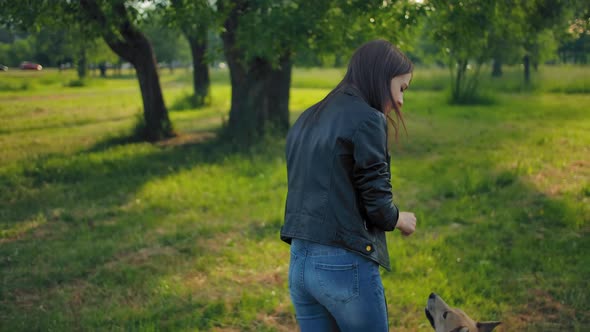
[{"left": 309, "top": 40, "right": 413, "bottom": 140}]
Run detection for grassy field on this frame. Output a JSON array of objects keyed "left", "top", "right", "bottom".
[{"left": 0, "top": 65, "right": 589, "bottom": 331}]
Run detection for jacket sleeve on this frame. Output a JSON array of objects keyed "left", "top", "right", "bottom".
[{"left": 351, "top": 112, "right": 399, "bottom": 231}]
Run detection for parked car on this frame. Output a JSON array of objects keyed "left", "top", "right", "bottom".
[
  {"left": 0, "top": 64, "right": 7, "bottom": 71},
  {"left": 20, "top": 62, "right": 42, "bottom": 70}
]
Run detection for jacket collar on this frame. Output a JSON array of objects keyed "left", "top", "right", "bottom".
[{"left": 340, "top": 85, "right": 364, "bottom": 99}]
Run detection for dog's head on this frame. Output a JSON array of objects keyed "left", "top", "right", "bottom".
[{"left": 425, "top": 293, "right": 501, "bottom": 332}]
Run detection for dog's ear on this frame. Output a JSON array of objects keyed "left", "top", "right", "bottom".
[
  {"left": 476, "top": 321, "right": 501, "bottom": 332},
  {"left": 450, "top": 327, "right": 469, "bottom": 332},
  {"left": 458, "top": 328, "right": 469, "bottom": 332}
]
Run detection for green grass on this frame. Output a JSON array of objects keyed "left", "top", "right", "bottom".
[
  {"left": 0, "top": 66, "right": 589, "bottom": 331},
  {"left": 409, "top": 64, "right": 590, "bottom": 94}
]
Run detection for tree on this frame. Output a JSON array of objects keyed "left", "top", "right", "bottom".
[
  {"left": 141, "top": 13, "right": 191, "bottom": 74},
  {"left": 486, "top": 1, "right": 526, "bottom": 77},
  {"left": 296, "top": 1, "right": 422, "bottom": 67},
  {"left": 80, "top": 0, "right": 174, "bottom": 140},
  {"left": 217, "top": 0, "right": 314, "bottom": 144},
  {"left": 558, "top": 8, "right": 590, "bottom": 64},
  {"left": 519, "top": 0, "right": 574, "bottom": 84},
  {"left": 425, "top": 0, "right": 497, "bottom": 103},
  {"left": 63, "top": 23, "right": 98, "bottom": 79},
  {"left": 474, "top": 0, "right": 577, "bottom": 82},
  {"left": 0, "top": 37, "right": 32, "bottom": 67},
  {"left": 87, "top": 38, "right": 119, "bottom": 77},
  {"left": 1, "top": 0, "right": 174, "bottom": 141},
  {"left": 159, "top": 0, "right": 215, "bottom": 107},
  {"left": 217, "top": 0, "right": 417, "bottom": 145}
]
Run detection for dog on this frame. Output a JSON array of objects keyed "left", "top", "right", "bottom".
[{"left": 425, "top": 293, "right": 501, "bottom": 332}]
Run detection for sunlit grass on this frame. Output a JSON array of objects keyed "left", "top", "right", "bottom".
[
  {"left": 0, "top": 66, "right": 588, "bottom": 331},
  {"left": 408, "top": 64, "right": 590, "bottom": 94}
]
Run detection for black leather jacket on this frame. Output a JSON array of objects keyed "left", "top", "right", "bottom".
[{"left": 281, "top": 86, "right": 399, "bottom": 270}]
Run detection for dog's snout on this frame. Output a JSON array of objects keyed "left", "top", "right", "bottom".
[{"left": 429, "top": 292, "right": 437, "bottom": 299}]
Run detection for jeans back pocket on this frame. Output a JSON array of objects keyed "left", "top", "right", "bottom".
[{"left": 314, "top": 262, "right": 359, "bottom": 303}]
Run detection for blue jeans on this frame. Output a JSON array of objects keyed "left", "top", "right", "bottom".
[{"left": 289, "top": 239, "right": 389, "bottom": 331}]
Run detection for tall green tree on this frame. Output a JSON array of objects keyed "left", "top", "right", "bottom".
[
  {"left": 217, "top": 0, "right": 416, "bottom": 144},
  {"left": 558, "top": 7, "right": 590, "bottom": 64},
  {"left": 487, "top": 1, "right": 526, "bottom": 77},
  {"left": 0, "top": 38, "right": 32, "bottom": 67},
  {"left": 519, "top": 0, "right": 574, "bottom": 84},
  {"left": 0, "top": 0, "right": 173, "bottom": 141},
  {"left": 87, "top": 38, "right": 119, "bottom": 77},
  {"left": 476, "top": 0, "right": 577, "bottom": 81},
  {"left": 66, "top": 23, "right": 97, "bottom": 79},
  {"left": 425, "top": 0, "right": 497, "bottom": 102},
  {"left": 79, "top": 0, "right": 174, "bottom": 141},
  {"left": 217, "top": 0, "right": 320, "bottom": 144},
  {"left": 297, "top": 0, "right": 422, "bottom": 67},
  {"left": 160, "top": 0, "right": 215, "bottom": 107},
  {"left": 141, "top": 13, "right": 190, "bottom": 73}
]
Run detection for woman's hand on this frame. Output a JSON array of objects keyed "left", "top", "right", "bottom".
[{"left": 396, "top": 212, "right": 416, "bottom": 236}]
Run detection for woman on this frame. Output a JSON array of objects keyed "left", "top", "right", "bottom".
[{"left": 280, "top": 40, "right": 417, "bottom": 331}]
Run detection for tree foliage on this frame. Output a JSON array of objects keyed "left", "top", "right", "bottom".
[
  {"left": 517, "top": 0, "right": 576, "bottom": 83},
  {"left": 423, "top": 0, "right": 579, "bottom": 101},
  {"left": 1, "top": 0, "right": 173, "bottom": 141},
  {"left": 141, "top": 14, "right": 191, "bottom": 70},
  {"left": 216, "top": 0, "right": 422, "bottom": 144},
  {"left": 425, "top": 0, "right": 497, "bottom": 102},
  {"left": 156, "top": 0, "right": 217, "bottom": 107},
  {"left": 559, "top": 6, "right": 590, "bottom": 63}
]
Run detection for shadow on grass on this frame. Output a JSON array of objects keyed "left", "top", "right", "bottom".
[
  {"left": 1, "top": 101, "right": 588, "bottom": 330},
  {"left": 102, "top": 73, "right": 138, "bottom": 80},
  {"left": 169, "top": 93, "right": 211, "bottom": 111},
  {"left": 1, "top": 128, "right": 284, "bottom": 225},
  {"left": 0, "top": 115, "right": 134, "bottom": 136},
  {"left": 0, "top": 129, "right": 291, "bottom": 330}
]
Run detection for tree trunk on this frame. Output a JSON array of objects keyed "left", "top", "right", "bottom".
[
  {"left": 523, "top": 54, "right": 530, "bottom": 85},
  {"left": 267, "top": 53, "right": 292, "bottom": 133},
  {"left": 187, "top": 34, "right": 210, "bottom": 107},
  {"left": 559, "top": 50, "right": 565, "bottom": 64},
  {"left": 334, "top": 53, "right": 343, "bottom": 67},
  {"left": 220, "top": 0, "right": 291, "bottom": 145},
  {"left": 466, "top": 61, "right": 483, "bottom": 98},
  {"left": 119, "top": 40, "right": 172, "bottom": 141},
  {"left": 80, "top": 0, "right": 173, "bottom": 141},
  {"left": 134, "top": 51, "right": 172, "bottom": 141},
  {"left": 453, "top": 59, "right": 467, "bottom": 102},
  {"left": 224, "top": 55, "right": 291, "bottom": 144},
  {"left": 99, "top": 62, "right": 107, "bottom": 77},
  {"left": 77, "top": 49, "right": 87, "bottom": 79},
  {"left": 492, "top": 58, "right": 502, "bottom": 77}
]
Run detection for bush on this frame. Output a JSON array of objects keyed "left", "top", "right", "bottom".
[
  {"left": 170, "top": 92, "right": 211, "bottom": 111},
  {"left": 0, "top": 81, "right": 30, "bottom": 91},
  {"left": 65, "top": 79, "right": 86, "bottom": 87}
]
